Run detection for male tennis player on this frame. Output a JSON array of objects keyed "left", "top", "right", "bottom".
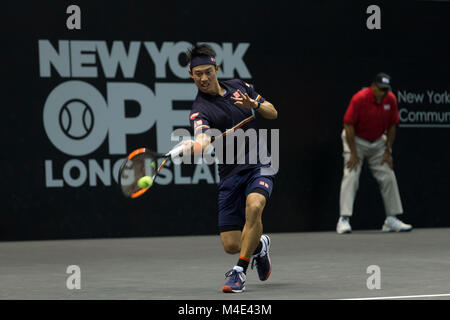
[
  {"left": 337, "top": 73, "right": 412, "bottom": 234},
  {"left": 182, "top": 44, "right": 278, "bottom": 293}
]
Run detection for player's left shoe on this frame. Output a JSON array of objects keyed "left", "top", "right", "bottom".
[
  {"left": 382, "top": 216, "right": 413, "bottom": 232},
  {"left": 251, "top": 234, "right": 272, "bottom": 281},
  {"left": 222, "top": 266, "right": 246, "bottom": 293}
]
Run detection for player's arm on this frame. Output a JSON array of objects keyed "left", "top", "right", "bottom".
[
  {"left": 255, "top": 100, "right": 278, "bottom": 119},
  {"left": 179, "top": 133, "right": 210, "bottom": 156},
  {"left": 232, "top": 89, "right": 278, "bottom": 119},
  {"left": 194, "top": 132, "right": 212, "bottom": 154},
  {"left": 182, "top": 111, "right": 213, "bottom": 155}
]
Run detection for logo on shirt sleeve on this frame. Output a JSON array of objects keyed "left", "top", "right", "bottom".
[
  {"left": 190, "top": 112, "right": 199, "bottom": 120},
  {"left": 259, "top": 181, "right": 269, "bottom": 188},
  {"left": 384, "top": 104, "right": 391, "bottom": 110}
]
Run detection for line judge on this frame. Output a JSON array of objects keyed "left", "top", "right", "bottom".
[{"left": 337, "top": 73, "right": 412, "bottom": 234}]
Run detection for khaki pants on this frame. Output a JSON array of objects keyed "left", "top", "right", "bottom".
[{"left": 339, "top": 129, "right": 403, "bottom": 217}]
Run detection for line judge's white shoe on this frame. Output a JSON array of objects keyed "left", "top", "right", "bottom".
[
  {"left": 382, "top": 216, "right": 413, "bottom": 232},
  {"left": 336, "top": 217, "right": 352, "bottom": 234}
]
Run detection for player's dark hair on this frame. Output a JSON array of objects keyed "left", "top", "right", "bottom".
[{"left": 186, "top": 44, "right": 217, "bottom": 63}]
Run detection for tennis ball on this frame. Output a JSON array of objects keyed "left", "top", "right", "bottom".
[{"left": 137, "top": 176, "right": 153, "bottom": 189}]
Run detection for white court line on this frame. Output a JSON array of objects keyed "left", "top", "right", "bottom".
[{"left": 339, "top": 293, "right": 450, "bottom": 300}]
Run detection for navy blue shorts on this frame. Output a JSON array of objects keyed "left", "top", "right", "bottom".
[{"left": 217, "top": 167, "right": 274, "bottom": 233}]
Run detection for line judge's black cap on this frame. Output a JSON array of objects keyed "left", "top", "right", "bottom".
[{"left": 374, "top": 72, "right": 392, "bottom": 90}]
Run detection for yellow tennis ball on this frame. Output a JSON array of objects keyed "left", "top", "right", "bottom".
[{"left": 137, "top": 176, "right": 153, "bottom": 189}]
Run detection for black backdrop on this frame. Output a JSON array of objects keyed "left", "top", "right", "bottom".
[{"left": 2, "top": 1, "right": 450, "bottom": 241}]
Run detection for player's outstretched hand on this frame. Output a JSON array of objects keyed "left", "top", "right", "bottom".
[{"left": 231, "top": 89, "right": 258, "bottom": 109}]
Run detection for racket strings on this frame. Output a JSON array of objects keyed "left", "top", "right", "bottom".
[{"left": 119, "top": 152, "right": 158, "bottom": 197}]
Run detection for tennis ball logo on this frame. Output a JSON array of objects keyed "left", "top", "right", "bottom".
[
  {"left": 43, "top": 81, "right": 109, "bottom": 156},
  {"left": 59, "top": 99, "right": 94, "bottom": 139}
]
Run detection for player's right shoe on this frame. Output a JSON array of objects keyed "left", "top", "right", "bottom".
[
  {"left": 251, "top": 235, "right": 272, "bottom": 281},
  {"left": 222, "top": 266, "right": 246, "bottom": 293},
  {"left": 336, "top": 216, "right": 352, "bottom": 234}
]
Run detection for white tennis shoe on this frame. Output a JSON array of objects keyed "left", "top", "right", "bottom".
[
  {"left": 382, "top": 216, "right": 413, "bottom": 232},
  {"left": 336, "top": 217, "right": 352, "bottom": 234}
]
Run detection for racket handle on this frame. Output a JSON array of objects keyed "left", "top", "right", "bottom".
[{"left": 166, "top": 144, "right": 185, "bottom": 159}]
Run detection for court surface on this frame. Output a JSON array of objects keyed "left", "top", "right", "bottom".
[{"left": 1, "top": 228, "right": 449, "bottom": 300}]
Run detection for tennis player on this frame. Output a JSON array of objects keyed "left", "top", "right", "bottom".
[{"left": 182, "top": 44, "right": 278, "bottom": 293}]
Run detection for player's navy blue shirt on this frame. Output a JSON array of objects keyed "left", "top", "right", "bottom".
[{"left": 189, "top": 79, "right": 272, "bottom": 181}]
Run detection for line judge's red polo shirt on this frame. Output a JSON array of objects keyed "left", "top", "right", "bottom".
[{"left": 343, "top": 87, "right": 400, "bottom": 142}]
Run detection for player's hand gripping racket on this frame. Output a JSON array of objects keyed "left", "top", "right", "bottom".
[{"left": 118, "top": 144, "right": 184, "bottom": 198}]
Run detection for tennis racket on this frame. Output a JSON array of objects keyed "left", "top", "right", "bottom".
[
  {"left": 118, "top": 144, "right": 184, "bottom": 198},
  {"left": 119, "top": 113, "right": 256, "bottom": 198}
]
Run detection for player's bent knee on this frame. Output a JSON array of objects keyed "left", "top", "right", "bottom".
[
  {"left": 246, "top": 202, "right": 261, "bottom": 212},
  {"left": 220, "top": 230, "right": 241, "bottom": 254},
  {"left": 246, "top": 194, "right": 266, "bottom": 213},
  {"left": 246, "top": 201, "right": 264, "bottom": 218},
  {"left": 223, "top": 242, "right": 240, "bottom": 254}
]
